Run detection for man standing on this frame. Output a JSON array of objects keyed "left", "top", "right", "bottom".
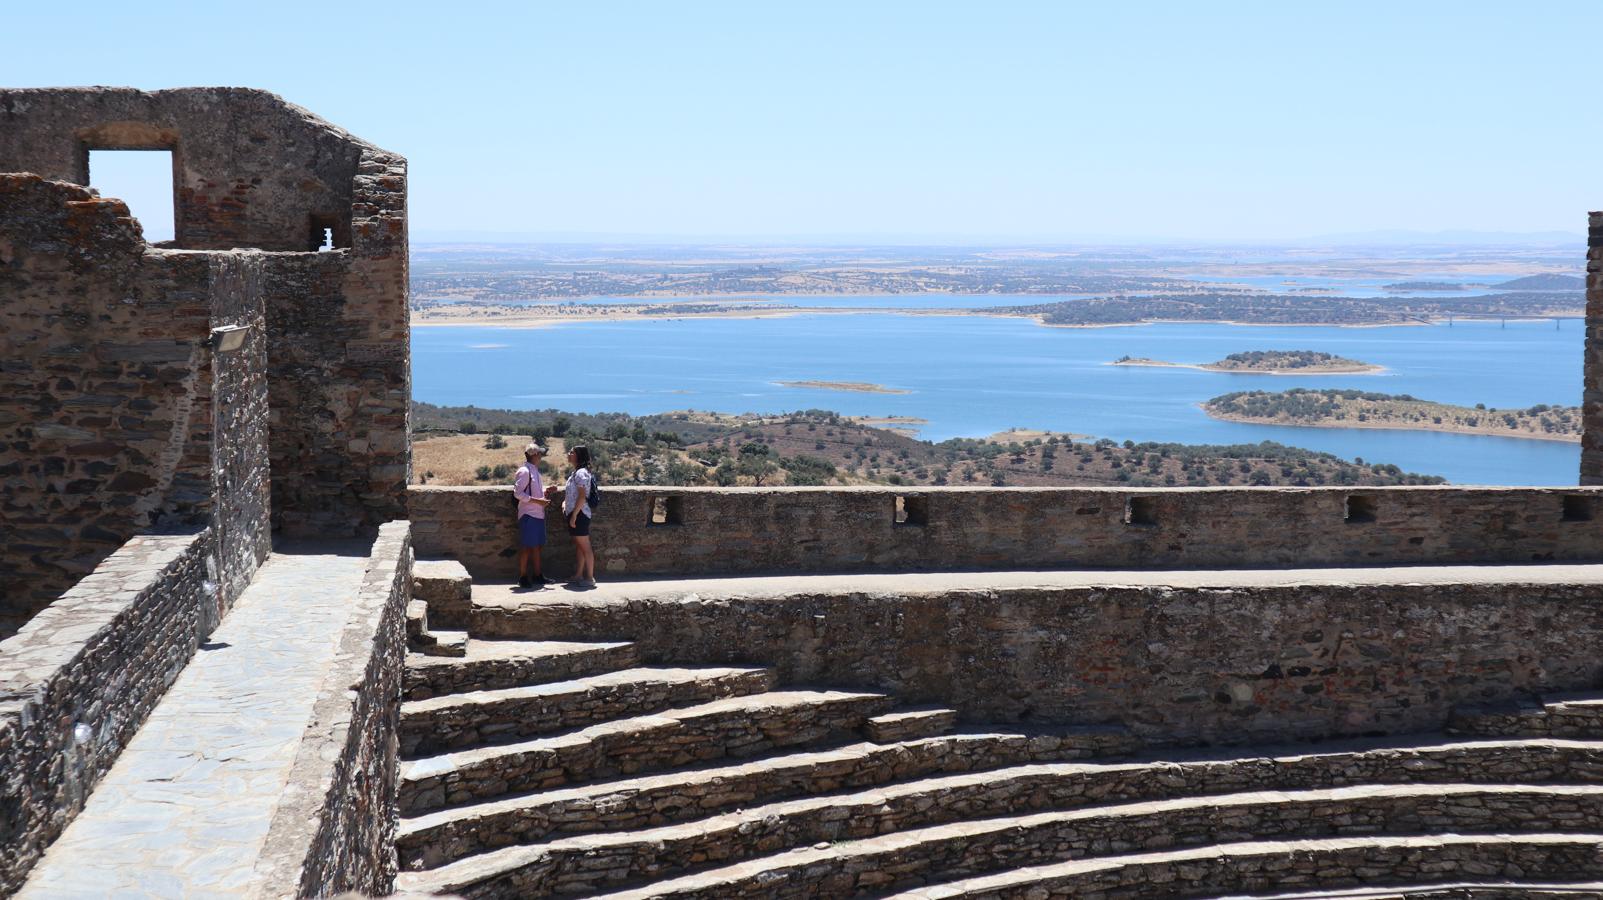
[{"left": 513, "top": 443, "right": 551, "bottom": 588}]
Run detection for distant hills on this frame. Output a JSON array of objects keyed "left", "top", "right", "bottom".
[
  {"left": 1491, "top": 274, "right": 1585, "bottom": 291},
  {"left": 1303, "top": 229, "right": 1582, "bottom": 247}
]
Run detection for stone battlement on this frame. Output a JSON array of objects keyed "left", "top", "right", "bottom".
[{"left": 411, "top": 483, "right": 1603, "bottom": 581}]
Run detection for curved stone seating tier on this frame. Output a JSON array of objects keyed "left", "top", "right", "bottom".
[
  {"left": 870, "top": 835, "right": 1603, "bottom": 900},
  {"left": 399, "top": 665, "right": 778, "bottom": 756},
  {"left": 404, "top": 783, "right": 1603, "bottom": 897},
  {"left": 1206, "top": 884, "right": 1603, "bottom": 900},
  {"left": 395, "top": 566, "right": 1603, "bottom": 899}
]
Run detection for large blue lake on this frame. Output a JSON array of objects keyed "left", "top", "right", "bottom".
[{"left": 413, "top": 312, "right": 1583, "bottom": 485}]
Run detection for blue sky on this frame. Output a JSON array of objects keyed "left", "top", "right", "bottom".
[{"left": 6, "top": 2, "right": 1599, "bottom": 242}]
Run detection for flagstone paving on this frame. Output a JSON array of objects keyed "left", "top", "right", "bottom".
[{"left": 17, "top": 542, "right": 372, "bottom": 899}]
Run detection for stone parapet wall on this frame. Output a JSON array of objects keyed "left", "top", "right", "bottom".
[
  {"left": 491, "top": 574, "right": 1603, "bottom": 746},
  {"left": 0, "top": 531, "right": 210, "bottom": 895},
  {"left": 411, "top": 484, "right": 1603, "bottom": 580},
  {"left": 253, "top": 521, "right": 411, "bottom": 898}
]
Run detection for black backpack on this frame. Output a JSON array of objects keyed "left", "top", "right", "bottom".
[{"left": 586, "top": 469, "right": 602, "bottom": 510}]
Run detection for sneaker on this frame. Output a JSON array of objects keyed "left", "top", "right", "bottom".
[
  {"left": 518, "top": 576, "right": 532, "bottom": 589},
  {"left": 532, "top": 575, "right": 547, "bottom": 587}
]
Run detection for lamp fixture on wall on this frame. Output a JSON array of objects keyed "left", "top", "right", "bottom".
[{"left": 207, "top": 324, "right": 250, "bottom": 353}]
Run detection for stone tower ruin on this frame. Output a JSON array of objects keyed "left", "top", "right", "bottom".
[{"left": 0, "top": 87, "right": 410, "bottom": 636}]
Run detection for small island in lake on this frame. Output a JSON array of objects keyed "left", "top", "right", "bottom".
[
  {"left": 1203, "top": 388, "right": 1581, "bottom": 443},
  {"left": 1112, "top": 350, "right": 1383, "bottom": 375},
  {"left": 1382, "top": 281, "right": 1468, "bottom": 292},
  {"left": 777, "top": 380, "right": 911, "bottom": 394}
]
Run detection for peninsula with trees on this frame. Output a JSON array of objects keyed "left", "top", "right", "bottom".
[
  {"left": 1204, "top": 388, "right": 1581, "bottom": 442},
  {"left": 411, "top": 401, "right": 1447, "bottom": 488},
  {"left": 1113, "top": 350, "right": 1382, "bottom": 374}
]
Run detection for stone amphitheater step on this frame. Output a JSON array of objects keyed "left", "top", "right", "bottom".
[
  {"left": 399, "top": 666, "right": 778, "bottom": 756},
  {"left": 400, "top": 781, "right": 1603, "bottom": 898},
  {"left": 865, "top": 708, "right": 958, "bottom": 743},
  {"left": 406, "top": 599, "right": 464, "bottom": 657},
  {"left": 883, "top": 835, "right": 1603, "bottom": 900},
  {"left": 399, "top": 689, "right": 894, "bottom": 814},
  {"left": 396, "top": 729, "right": 1137, "bottom": 870},
  {"left": 1452, "top": 691, "right": 1603, "bottom": 739},
  {"left": 405, "top": 639, "right": 639, "bottom": 701},
  {"left": 414, "top": 557, "right": 473, "bottom": 629},
  {"left": 1209, "top": 884, "right": 1603, "bottom": 900}
]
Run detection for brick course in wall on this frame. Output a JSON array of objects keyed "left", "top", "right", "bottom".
[{"left": 410, "top": 484, "right": 1603, "bottom": 581}]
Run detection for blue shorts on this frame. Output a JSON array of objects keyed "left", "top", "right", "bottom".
[{"left": 518, "top": 515, "right": 546, "bottom": 548}]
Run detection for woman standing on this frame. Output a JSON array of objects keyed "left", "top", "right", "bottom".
[{"left": 563, "top": 445, "right": 597, "bottom": 587}]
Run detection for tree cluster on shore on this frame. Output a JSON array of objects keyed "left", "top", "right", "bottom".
[
  {"left": 1205, "top": 388, "right": 1581, "bottom": 440},
  {"left": 413, "top": 401, "right": 1447, "bottom": 488},
  {"left": 1003, "top": 291, "right": 1581, "bottom": 327}
]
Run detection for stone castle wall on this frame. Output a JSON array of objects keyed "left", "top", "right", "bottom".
[
  {"left": 495, "top": 574, "right": 1603, "bottom": 746},
  {"left": 0, "top": 176, "right": 217, "bottom": 630},
  {"left": 410, "top": 484, "right": 1603, "bottom": 581},
  {"left": 206, "top": 254, "right": 273, "bottom": 620},
  {"left": 0, "top": 88, "right": 363, "bottom": 252},
  {"left": 262, "top": 148, "right": 411, "bottom": 538},
  {"left": 1, "top": 88, "right": 410, "bottom": 630}
]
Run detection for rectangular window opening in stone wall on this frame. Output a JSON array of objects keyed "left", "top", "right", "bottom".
[
  {"left": 1563, "top": 494, "right": 1594, "bottom": 522},
  {"left": 894, "top": 495, "right": 929, "bottom": 527},
  {"left": 1125, "top": 495, "right": 1157, "bottom": 527},
  {"left": 1345, "top": 494, "right": 1378, "bottom": 524},
  {"left": 307, "top": 214, "right": 349, "bottom": 252},
  {"left": 87, "top": 149, "right": 175, "bottom": 243},
  {"left": 649, "top": 495, "right": 684, "bottom": 526}
]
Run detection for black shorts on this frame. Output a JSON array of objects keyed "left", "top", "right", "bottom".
[{"left": 568, "top": 512, "right": 591, "bottom": 537}]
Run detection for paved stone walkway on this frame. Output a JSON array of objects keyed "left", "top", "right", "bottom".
[
  {"left": 18, "top": 542, "right": 372, "bottom": 899},
  {"left": 473, "top": 561, "right": 1603, "bottom": 608}
]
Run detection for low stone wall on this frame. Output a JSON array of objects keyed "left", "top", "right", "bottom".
[
  {"left": 484, "top": 574, "right": 1603, "bottom": 747},
  {"left": 0, "top": 531, "right": 210, "bottom": 895},
  {"left": 253, "top": 521, "right": 411, "bottom": 898},
  {"left": 411, "top": 484, "right": 1603, "bottom": 581}
]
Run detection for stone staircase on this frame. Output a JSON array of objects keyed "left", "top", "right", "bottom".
[{"left": 394, "top": 562, "right": 1603, "bottom": 899}]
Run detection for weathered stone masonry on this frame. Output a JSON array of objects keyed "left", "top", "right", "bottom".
[
  {"left": 0, "top": 532, "right": 211, "bottom": 895},
  {"left": 0, "top": 87, "right": 411, "bottom": 598},
  {"left": 411, "top": 484, "right": 1603, "bottom": 581},
  {"left": 255, "top": 522, "right": 412, "bottom": 898},
  {"left": 0, "top": 87, "right": 412, "bottom": 895}
]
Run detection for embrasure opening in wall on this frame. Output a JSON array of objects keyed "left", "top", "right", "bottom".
[
  {"left": 308, "top": 214, "right": 346, "bottom": 252},
  {"left": 895, "top": 495, "right": 929, "bottom": 526},
  {"left": 1345, "top": 495, "right": 1377, "bottom": 524},
  {"left": 1125, "top": 496, "right": 1157, "bottom": 526},
  {"left": 1563, "top": 495, "right": 1593, "bottom": 522},
  {"left": 87, "top": 149, "right": 175, "bottom": 243},
  {"left": 650, "top": 495, "right": 684, "bottom": 526}
]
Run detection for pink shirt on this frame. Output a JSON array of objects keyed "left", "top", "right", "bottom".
[{"left": 513, "top": 462, "right": 545, "bottom": 519}]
